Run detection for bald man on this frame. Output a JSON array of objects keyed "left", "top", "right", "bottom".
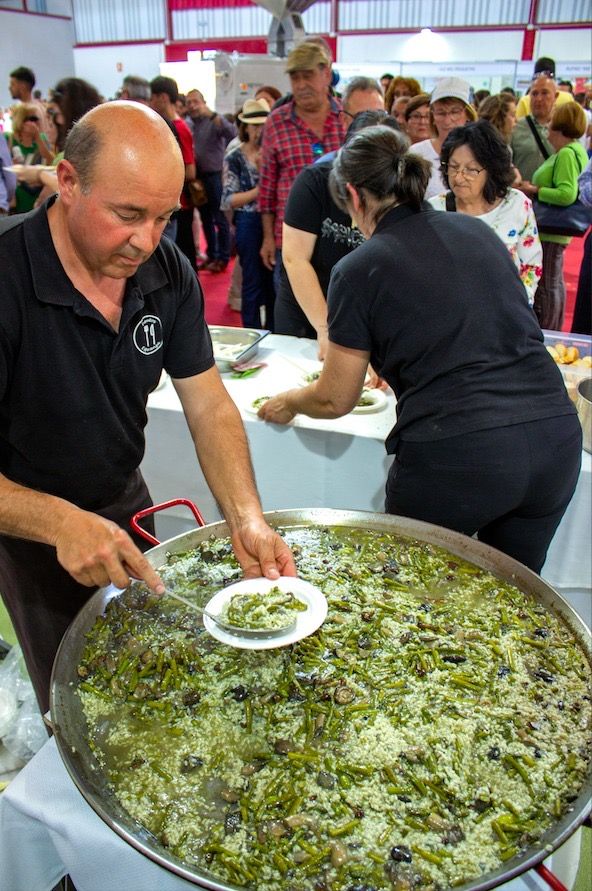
[
  {"left": 511, "top": 74, "right": 558, "bottom": 182},
  {"left": 0, "top": 102, "right": 295, "bottom": 714}
]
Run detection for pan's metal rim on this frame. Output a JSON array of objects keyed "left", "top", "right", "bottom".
[{"left": 50, "top": 508, "right": 592, "bottom": 891}]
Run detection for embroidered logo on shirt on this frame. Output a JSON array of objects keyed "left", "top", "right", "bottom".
[{"left": 133, "top": 315, "right": 163, "bottom": 355}]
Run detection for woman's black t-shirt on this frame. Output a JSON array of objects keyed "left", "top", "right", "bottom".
[
  {"left": 328, "top": 203, "right": 575, "bottom": 451},
  {"left": 275, "top": 160, "right": 365, "bottom": 338}
]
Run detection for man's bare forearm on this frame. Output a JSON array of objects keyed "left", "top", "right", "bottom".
[
  {"left": 284, "top": 256, "right": 328, "bottom": 333},
  {"left": 0, "top": 474, "right": 81, "bottom": 545},
  {"left": 174, "top": 373, "right": 265, "bottom": 529},
  {"left": 192, "top": 400, "right": 264, "bottom": 529}
]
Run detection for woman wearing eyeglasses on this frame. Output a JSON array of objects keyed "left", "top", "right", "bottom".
[
  {"left": 428, "top": 120, "right": 542, "bottom": 306},
  {"left": 402, "top": 93, "right": 432, "bottom": 144},
  {"left": 4, "top": 103, "right": 54, "bottom": 212},
  {"left": 411, "top": 77, "right": 476, "bottom": 198},
  {"left": 258, "top": 125, "right": 581, "bottom": 574}
]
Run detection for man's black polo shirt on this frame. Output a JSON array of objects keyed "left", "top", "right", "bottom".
[{"left": 0, "top": 200, "right": 214, "bottom": 510}]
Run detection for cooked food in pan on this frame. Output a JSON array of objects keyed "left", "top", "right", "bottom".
[
  {"left": 220, "top": 587, "right": 308, "bottom": 631},
  {"left": 78, "top": 526, "right": 591, "bottom": 890}
]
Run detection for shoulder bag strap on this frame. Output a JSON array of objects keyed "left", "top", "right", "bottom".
[
  {"left": 444, "top": 191, "right": 457, "bottom": 212},
  {"left": 525, "top": 115, "right": 551, "bottom": 161},
  {"left": 566, "top": 143, "right": 586, "bottom": 176},
  {"left": 550, "top": 144, "right": 586, "bottom": 189}
]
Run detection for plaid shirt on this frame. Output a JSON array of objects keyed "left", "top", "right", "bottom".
[{"left": 258, "top": 96, "right": 345, "bottom": 245}]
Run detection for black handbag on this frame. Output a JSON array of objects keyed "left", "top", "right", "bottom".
[
  {"left": 533, "top": 145, "right": 592, "bottom": 238},
  {"left": 533, "top": 197, "right": 592, "bottom": 237}
]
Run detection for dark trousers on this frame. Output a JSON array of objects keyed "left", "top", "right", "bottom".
[
  {"left": 0, "top": 471, "right": 154, "bottom": 715},
  {"left": 275, "top": 273, "right": 317, "bottom": 340},
  {"left": 199, "top": 171, "right": 230, "bottom": 263},
  {"left": 235, "top": 211, "right": 275, "bottom": 330},
  {"left": 571, "top": 227, "right": 591, "bottom": 335},
  {"left": 175, "top": 207, "right": 197, "bottom": 271},
  {"left": 385, "top": 415, "right": 582, "bottom": 574},
  {"left": 534, "top": 241, "right": 567, "bottom": 331}
]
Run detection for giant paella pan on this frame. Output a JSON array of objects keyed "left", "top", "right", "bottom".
[{"left": 50, "top": 508, "right": 592, "bottom": 891}]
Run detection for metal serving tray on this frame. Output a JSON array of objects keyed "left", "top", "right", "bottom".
[{"left": 208, "top": 325, "right": 269, "bottom": 371}]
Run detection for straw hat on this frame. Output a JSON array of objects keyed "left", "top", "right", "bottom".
[{"left": 237, "top": 98, "right": 270, "bottom": 124}]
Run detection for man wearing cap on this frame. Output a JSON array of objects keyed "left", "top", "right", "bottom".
[
  {"left": 258, "top": 41, "right": 346, "bottom": 290},
  {"left": 511, "top": 74, "right": 559, "bottom": 183},
  {"left": 186, "top": 89, "right": 237, "bottom": 273},
  {"left": 411, "top": 77, "right": 477, "bottom": 199}
]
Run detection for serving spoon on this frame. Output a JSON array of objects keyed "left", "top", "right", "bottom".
[{"left": 164, "top": 587, "right": 299, "bottom": 639}]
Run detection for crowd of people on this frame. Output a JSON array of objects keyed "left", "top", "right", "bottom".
[
  {"left": 0, "top": 49, "right": 591, "bottom": 715},
  {"left": 2, "top": 51, "right": 591, "bottom": 336}
]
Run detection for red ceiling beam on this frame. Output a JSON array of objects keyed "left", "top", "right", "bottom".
[{"left": 521, "top": 0, "right": 538, "bottom": 60}]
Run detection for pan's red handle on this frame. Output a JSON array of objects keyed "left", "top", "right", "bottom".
[
  {"left": 130, "top": 499, "right": 206, "bottom": 546},
  {"left": 535, "top": 864, "right": 568, "bottom": 891}
]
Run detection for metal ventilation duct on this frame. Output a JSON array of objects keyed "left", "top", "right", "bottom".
[{"left": 253, "top": 0, "right": 319, "bottom": 56}]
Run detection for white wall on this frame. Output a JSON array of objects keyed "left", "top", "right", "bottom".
[
  {"left": 0, "top": 11, "right": 75, "bottom": 109},
  {"left": 73, "top": 44, "right": 165, "bottom": 100},
  {"left": 536, "top": 27, "right": 592, "bottom": 63},
  {"left": 337, "top": 27, "right": 591, "bottom": 92},
  {"left": 338, "top": 28, "right": 592, "bottom": 66}
]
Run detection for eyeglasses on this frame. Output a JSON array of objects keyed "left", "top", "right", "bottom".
[
  {"left": 432, "top": 107, "right": 466, "bottom": 121},
  {"left": 408, "top": 113, "right": 430, "bottom": 122},
  {"left": 443, "top": 162, "right": 484, "bottom": 180}
]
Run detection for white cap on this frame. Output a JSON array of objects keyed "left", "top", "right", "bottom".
[{"left": 431, "top": 77, "right": 473, "bottom": 106}]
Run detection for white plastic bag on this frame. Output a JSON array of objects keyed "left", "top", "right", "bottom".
[{"left": 0, "top": 644, "right": 46, "bottom": 763}]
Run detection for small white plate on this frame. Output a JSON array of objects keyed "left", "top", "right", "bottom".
[
  {"left": 203, "top": 576, "right": 328, "bottom": 649},
  {"left": 244, "top": 396, "right": 273, "bottom": 416},
  {"left": 299, "top": 369, "right": 377, "bottom": 388},
  {"left": 351, "top": 388, "right": 387, "bottom": 414},
  {"left": 4, "top": 163, "right": 47, "bottom": 174},
  {"left": 300, "top": 367, "right": 323, "bottom": 385}
]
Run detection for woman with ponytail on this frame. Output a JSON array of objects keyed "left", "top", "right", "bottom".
[{"left": 258, "top": 125, "right": 581, "bottom": 574}]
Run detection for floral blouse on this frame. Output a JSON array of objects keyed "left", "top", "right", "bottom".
[
  {"left": 221, "top": 146, "right": 259, "bottom": 214},
  {"left": 428, "top": 187, "right": 543, "bottom": 306}
]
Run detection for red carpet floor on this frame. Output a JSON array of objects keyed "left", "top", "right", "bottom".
[{"left": 200, "top": 238, "right": 585, "bottom": 333}]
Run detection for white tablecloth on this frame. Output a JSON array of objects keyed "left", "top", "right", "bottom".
[
  {"left": 142, "top": 334, "right": 591, "bottom": 628},
  {"left": 0, "top": 736, "right": 583, "bottom": 891},
  {"left": 0, "top": 332, "right": 587, "bottom": 888}
]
